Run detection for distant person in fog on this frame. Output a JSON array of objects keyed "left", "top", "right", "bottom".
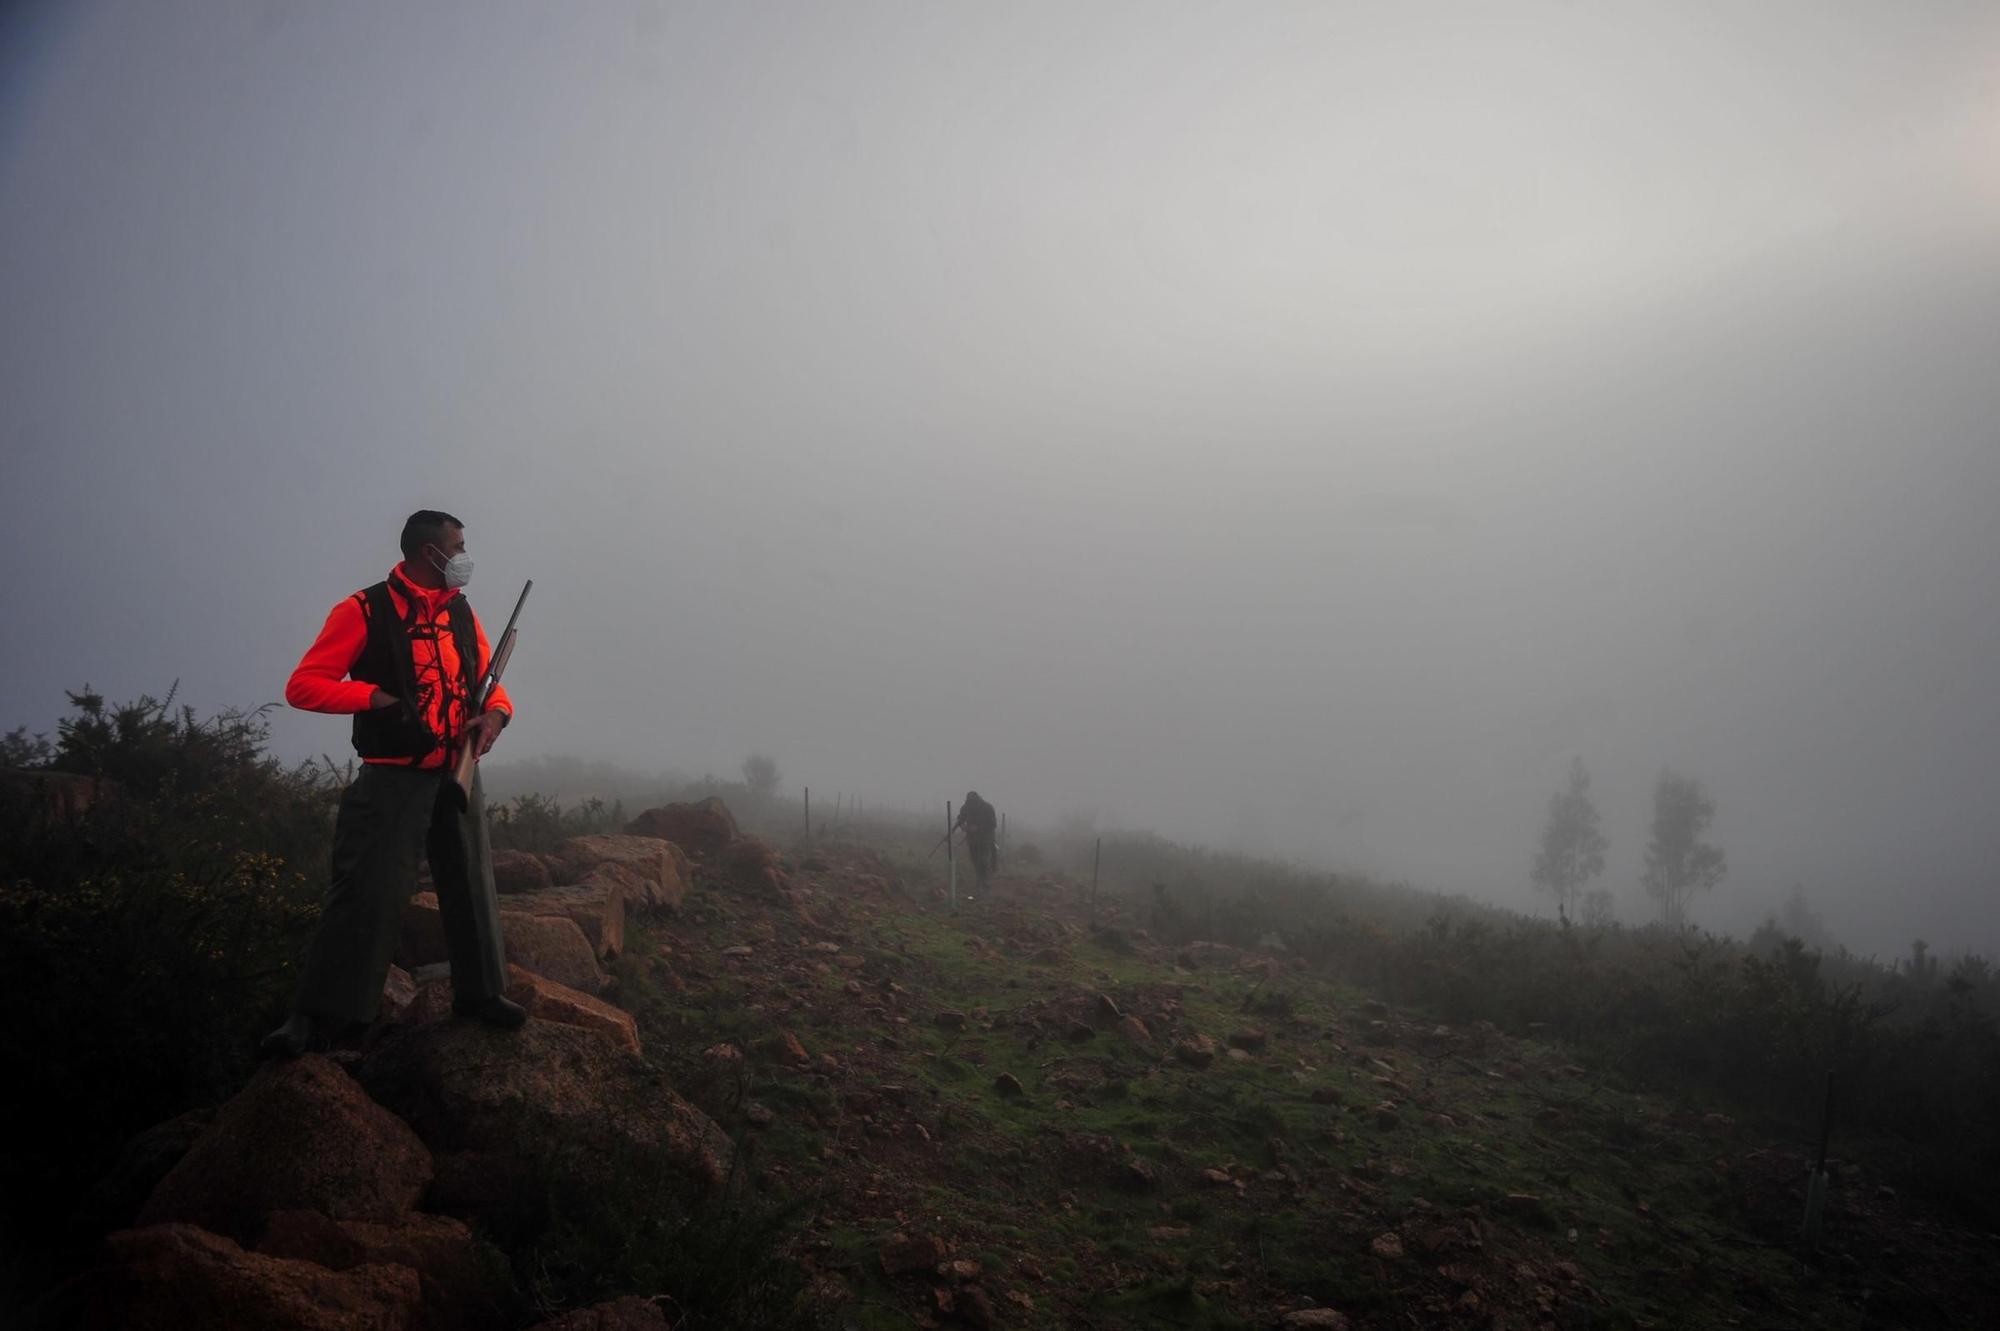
[{"left": 953, "top": 790, "right": 999, "bottom": 893}]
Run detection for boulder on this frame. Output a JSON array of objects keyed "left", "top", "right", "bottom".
[
  {"left": 1175, "top": 1035, "right": 1218, "bottom": 1068},
  {"left": 623, "top": 797, "right": 737, "bottom": 859},
  {"left": 713, "top": 835, "right": 788, "bottom": 895},
  {"left": 503, "top": 964, "right": 642, "bottom": 1055},
  {"left": 257, "top": 1210, "right": 505, "bottom": 1331},
  {"left": 1281, "top": 1311, "right": 1351, "bottom": 1330},
  {"left": 379, "top": 966, "right": 418, "bottom": 1023},
  {"left": 498, "top": 912, "right": 608, "bottom": 993},
  {"left": 399, "top": 965, "right": 457, "bottom": 1025},
  {"left": 139, "top": 1056, "right": 431, "bottom": 1244},
  {"left": 573, "top": 861, "right": 656, "bottom": 914},
  {"left": 398, "top": 892, "right": 447, "bottom": 969},
  {"left": 357, "top": 1022, "right": 729, "bottom": 1216},
  {"left": 555, "top": 834, "right": 687, "bottom": 910},
  {"left": 79, "top": 1107, "right": 215, "bottom": 1233},
  {"left": 879, "top": 1231, "right": 945, "bottom": 1277},
  {"left": 662, "top": 841, "right": 694, "bottom": 895},
  {"left": 81, "top": 1223, "right": 422, "bottom": 1331},
  {"left": 504, "top": 884, "right": 624, "bottom": 960},
  {"left": 526, "top": 1296, "right": 671, "bottom": 1331},
  {"left": 490, "top": 850, "right": 553, "bottom": 895}
]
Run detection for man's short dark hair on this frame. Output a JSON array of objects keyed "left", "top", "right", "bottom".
[{"left": 400, "top": 510, "right": 463, "bottom": 561}]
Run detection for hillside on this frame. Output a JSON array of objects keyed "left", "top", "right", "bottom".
[
  {"left": 10, "top": 755, "right": 1996, "bottom": 1329},
  {"left": 620, "top": 833, "right": 2000, "bottom": 1330}
]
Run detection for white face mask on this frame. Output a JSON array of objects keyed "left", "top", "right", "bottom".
[{"left": 427, "top": 547, "right": 474, "bottom": 589}]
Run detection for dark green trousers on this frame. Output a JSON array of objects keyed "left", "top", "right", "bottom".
[{"left": 294, "top": 764, "right": 507, "bottom": 1024}]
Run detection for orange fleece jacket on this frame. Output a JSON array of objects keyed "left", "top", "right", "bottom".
[{"left": 286, "top": 564, "right": 514, "bottom": 768}]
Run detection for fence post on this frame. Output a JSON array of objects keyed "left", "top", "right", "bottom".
[{"left": 1090, "top": 836, "right": 1101, "bottom": 921}]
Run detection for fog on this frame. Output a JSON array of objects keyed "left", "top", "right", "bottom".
[{"left": 5, "top": 1, "right": 1999, "bottom": 958}]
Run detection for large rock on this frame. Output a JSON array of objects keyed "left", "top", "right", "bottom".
[
  {"left": 499, "top": 912, "right": 608, "bottom": 993},
  {"left": 490, "top": 849, "right": 553, "bottom": 894},
  {"left": 622, "top": 798, "right": 737, "bottom": 860},
  {"left": 572, "top": 861, "right": 654, "bottom": 914},
  {"left": 139, "top": 1056, "right": 432, "bottom": 1244},
  {"left": 398, "top": 892, "right": 447, "bottom": 969},
  {"left": 357, "top": 1022, "right": 730, "bottom": 1217},
  {"left": 503, "top": 964, "right": 642, "bottom": 1054},
  {"left": 506, "top": 883, "right": 625, "bottom": 959},
  {"left": 379, "top": 965, "right": 419, "bottom": 1022},
  {"left": 78, "top": 1107, "right": 215, "bottom": 1233},
  {"left": 81, "top": 1223, "right": 422, "bottom": 1331},
  {"left": 399, "top": 965, "right": 457, "bottom": 1025},
  {"left": 526, "top": 1296, "right": 671, "bottom": 1331},
  {"left": 556, "top": 834, "right": 688, "bottom": 910},
  {"left": 257, "top": 1210, "right": 506, "bottom": 1331},
  {"left": 713, "top": 835, "right": 789, "bottom": 895}
]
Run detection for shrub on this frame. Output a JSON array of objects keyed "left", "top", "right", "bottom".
[{"left": 0, "top": 688, "right": 340, "bottom": 1304}]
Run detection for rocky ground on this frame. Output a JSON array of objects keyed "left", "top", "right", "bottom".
[
  {"left": 55, "top": 804, "right": 2000, "bottom": 1330},
  {"left": 629, "top": 834, "right": 2000, "bottom": 1331}
]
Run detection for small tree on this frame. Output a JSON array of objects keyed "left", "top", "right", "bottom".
[
  {"left": 741, "top": 754, "right": 780, "bottom": 802},
  {"left": 1641, "top": 767, "right": 1726, "bottom": 929},
  {"left": 1580, "top": 887, "right": 1616, "bottom": 929},
  {"left": 1780, "top": 883, "right": 1827, "bottom": 947},
  {"left": 1531, "top": 757, "right": 1607, "bottom": 921}
]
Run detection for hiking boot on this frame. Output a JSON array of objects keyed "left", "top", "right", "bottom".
[
  {"left": 258, "top": 1012, "right": 316, "bottom": 1060},
  {"left": 453, "top": 994, "right": 527, "bottom": 1029}
]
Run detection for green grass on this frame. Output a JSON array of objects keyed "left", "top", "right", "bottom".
[{"left": 612, "top": 867, "right": 1898, "bottom": 1330}]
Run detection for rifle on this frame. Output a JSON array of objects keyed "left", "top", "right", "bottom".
[{"left": 448, "top": 579, "right": 532, "bottom": 811}]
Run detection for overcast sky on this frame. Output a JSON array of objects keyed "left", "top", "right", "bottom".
[{"left": 5, "top": 1, "right": 1999, "bottom": 957}]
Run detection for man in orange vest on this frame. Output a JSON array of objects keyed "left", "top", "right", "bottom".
[{"left": 260, "top": 509, "right": 523, "bottom": 1057}]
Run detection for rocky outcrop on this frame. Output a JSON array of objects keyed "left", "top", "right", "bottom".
[
  {"left": 139, "top": 1056, "right": 432, "bottom": 1245},
  {"left": 380, "top": 965, "right": 419, "bottom": 1022},
  {"left": 256, "top": 1209, "right": 506, "bottom": 1331},
  {"left": 503, "top": 964, "right": 642, "bottom": 1054},
  {"left": 505, "top": 883, "right": 625, "bottom": 959},
  {"left": 713, "top": 835, "right": 789, "bottom": 895},
  {"left": 399, "top": 892, "right": 449, "bottom": 970},
  {"left": 555, "top": 834, "right": 688, "bottom": 911},
  {"left": 81, "top": 1223, "right": 423, "bottom": 1330},
  {"left": 357, "top": 1022, "right": 729, "bottom": 1218},
  {"left": 489, "top": 849, "right": 553, "bottom": 895},
  {"left": 498, "top": 912, "right": 607, "bottom": 993},
  {"left": 79, "top": 1107, "right": 215, "bottom": 1233},
  {"left": 623, "top": 797, "right": 737, "bottom": 860}
]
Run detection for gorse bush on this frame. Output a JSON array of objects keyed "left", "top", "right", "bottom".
[
  {"left": 486, "top": 791, "right": 625, "bottom": 854},
  {"left": 0, "top": 688, "right": 340, "bottom": 1285}
]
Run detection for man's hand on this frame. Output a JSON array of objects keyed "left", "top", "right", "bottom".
[{"left": 469, "top": 709, "right": 507, "bottom": 758}]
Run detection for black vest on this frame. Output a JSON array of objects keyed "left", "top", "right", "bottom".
[{"left": 347, "top": 576, "right": 482, "bottom": 761}]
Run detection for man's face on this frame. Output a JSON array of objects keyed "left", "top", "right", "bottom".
[{"left": 424, "top": 525, "right": 467, "bottom": 568}]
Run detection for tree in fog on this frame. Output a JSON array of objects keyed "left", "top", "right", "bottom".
[
  {"left": 1531, "top": 757, "right": 1608, "bottom": 922},
  {"left": 741, "top": 754, "right": 780, "bottom": 802},
  {"left": 1780, "top": 883, "right": 1827, "bottom": 947},
  {"left": 1580, "top": 887, "right": 1616, "bottom": 929},
  {"left": 1641, "top": 768, "right": 1727, "bottom": 929}
]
